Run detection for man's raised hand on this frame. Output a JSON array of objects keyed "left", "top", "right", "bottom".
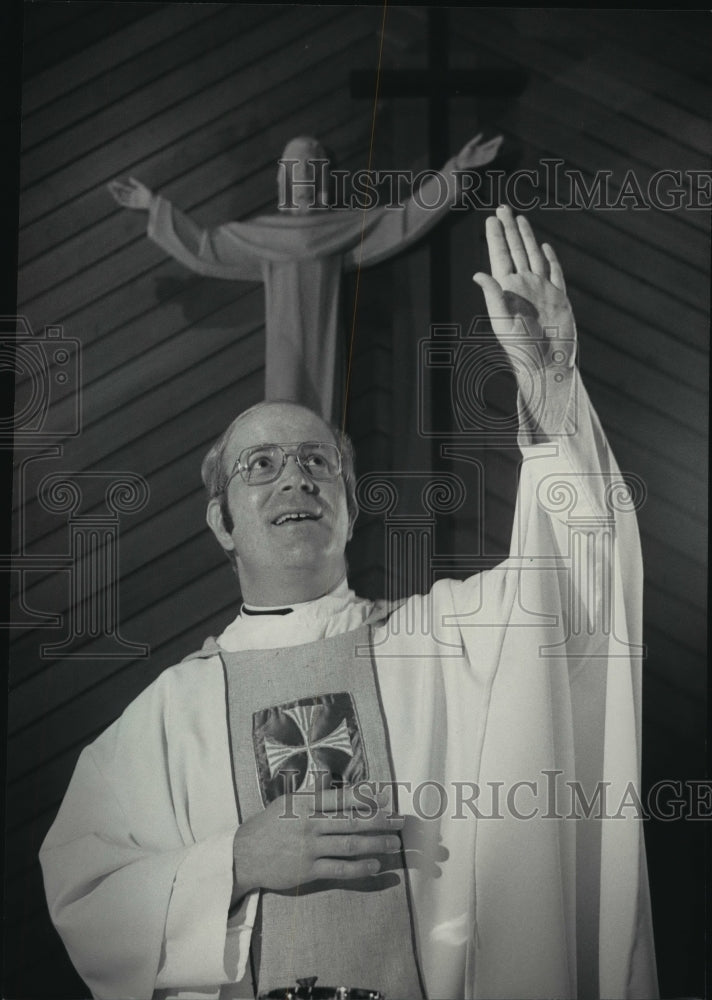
[
  {"left": 107, "top": 176, "right": 154, "bottom": 211},
  {"left": 231, "top": 785, "right": 404, "bottom": 903},
  {"left": 473, "top": 205, "right": 577, "bottom": 370}
]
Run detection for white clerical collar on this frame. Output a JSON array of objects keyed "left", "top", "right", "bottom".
[
  {"left": 218, "top": 578, "right": 373, "bottom": 652},
  {"left": 241, "top": 603, "right": 293, "bottom": 617},
  {"left": 239, "top": 577, "right": 352, "bottom": 617}
]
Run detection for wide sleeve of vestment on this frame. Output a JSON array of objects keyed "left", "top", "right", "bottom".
[
  {"left": 147, "top": 196, "right": 263, "bottom": 281},
  {"left": 462, "top": 366, "right": 657, "bottom": 999},
  {"left": 39, "top": 658, "right": 255, "bottom": 1000},
  {"left": 374, "top": 366, "right": 657, "bottom": 999},
  {"left": 341, "top": 157, "right": 462, "bottom": 270}
]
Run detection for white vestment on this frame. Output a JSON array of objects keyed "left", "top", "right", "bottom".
[{"left": 40, "top": 369, "right": 658, "bottom": 1000}]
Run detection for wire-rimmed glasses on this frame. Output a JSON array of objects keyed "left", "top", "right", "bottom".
[{"left": 223, "top": 441, "right": 342, "bottom": 489}]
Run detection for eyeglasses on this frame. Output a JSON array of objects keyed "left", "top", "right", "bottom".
[{"left": 224, "top": 441, "right": 342, "bottom": 488}]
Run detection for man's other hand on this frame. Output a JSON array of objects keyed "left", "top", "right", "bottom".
[{"left": 231, "top": 786, "right": 405, "bottom": 902}]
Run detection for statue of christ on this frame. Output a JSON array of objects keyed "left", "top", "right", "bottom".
[{"left": 109, "top": 133, "right": 502, "bottom": 418}]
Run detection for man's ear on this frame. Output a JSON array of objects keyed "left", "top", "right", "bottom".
[
  {"left": 206, "top": 498, "right": 236, "bottom": 553},
  {"left": 346, "top": 498, "right": 358, "bottom": 543}
]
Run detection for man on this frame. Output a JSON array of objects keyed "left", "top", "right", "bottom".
[
  {"left": 40, "top": 208, "right": 658, "bottom": 1000},
  {"left": 107, "top": 132, "right": 502, "bottom": 419}
]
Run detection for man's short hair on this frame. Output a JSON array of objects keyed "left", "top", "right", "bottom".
[{"left": 201, "top": 401, "right": 359, "bottom": 547}]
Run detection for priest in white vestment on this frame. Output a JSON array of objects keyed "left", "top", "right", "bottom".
[{"left": 40, "top": 207, "right": 658, "bottom": 1000}]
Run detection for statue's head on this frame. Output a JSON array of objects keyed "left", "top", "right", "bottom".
[{"left": 277, "top": 135, "right": 331, "bottom": 212}]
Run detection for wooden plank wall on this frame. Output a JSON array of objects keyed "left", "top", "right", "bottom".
[{"left": 6, "top": 5, "right": 709, "bottom": 997}]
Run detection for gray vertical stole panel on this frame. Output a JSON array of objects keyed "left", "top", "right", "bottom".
[{"left": 221, "top": 624, "right": 426, "bottom": 998}]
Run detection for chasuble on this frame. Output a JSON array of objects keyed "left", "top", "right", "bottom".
[{"left": 40, "top": 368, "right": 658, "bottom": 999}]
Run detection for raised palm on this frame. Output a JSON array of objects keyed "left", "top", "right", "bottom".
[{"left": 474, "top": 206, "right": 577, "bottom": 370}]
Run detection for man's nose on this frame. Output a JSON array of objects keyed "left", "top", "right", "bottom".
[{"left": 279, "top": 454, "right": 316, "bottom": 491}]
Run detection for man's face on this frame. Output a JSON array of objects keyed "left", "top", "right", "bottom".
[{"left": 209, "top": 403, "right": 351, "bottom": 602}]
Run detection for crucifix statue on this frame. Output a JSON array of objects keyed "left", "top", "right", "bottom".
[{"left": 107, "top": 130, "right": 502, "bottom": 421}]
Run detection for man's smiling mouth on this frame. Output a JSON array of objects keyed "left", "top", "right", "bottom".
[{"left": 272, "top": 512, "right": 321, "bottom": 525}]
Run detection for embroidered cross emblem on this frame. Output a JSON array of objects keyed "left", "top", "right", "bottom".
[
  {"left": 264, "top": 703, "right": 354, "bottom": 791},
  {"left": 253, "top": 692, "right": 366, "bottom": 804}
]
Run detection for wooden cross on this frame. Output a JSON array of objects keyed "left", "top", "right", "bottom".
[
  {"left": 351, "top": 10, "right": 526, "bottom": 573},
  {"left": 351, "top": 8, "right": 526, "bottom": 318}
]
